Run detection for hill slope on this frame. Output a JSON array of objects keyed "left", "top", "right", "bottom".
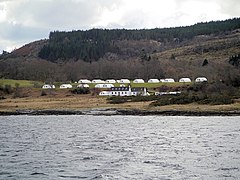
[{"left": 0, "top": 18, "right": 240, "bottom": 83}]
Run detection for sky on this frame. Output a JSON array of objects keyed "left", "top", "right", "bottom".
[{"left": 0, "top": 0, "right": 239, "bottom": 53}]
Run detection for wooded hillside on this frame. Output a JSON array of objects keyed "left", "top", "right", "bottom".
[
  {"left": 0, "top": 18, "right": 240, "bottom": 84},
  {"left": 38, "top": 18, "right": 240, "bottom": 62}
]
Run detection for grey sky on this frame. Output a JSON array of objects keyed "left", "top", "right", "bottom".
[{"left": 0, "top": 0, "right": 239, "bottom": 52}]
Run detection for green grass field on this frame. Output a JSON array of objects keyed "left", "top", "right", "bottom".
[{"left": 0, "top": 79, "right": 43, "bottom": 88}]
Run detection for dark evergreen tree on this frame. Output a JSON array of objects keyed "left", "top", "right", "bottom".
[
  {"left": 38, "top": 18, "right": 240, "bottom": 62},
  {"left": 202, "top": 59, "right": 209, "bottom": 66}
]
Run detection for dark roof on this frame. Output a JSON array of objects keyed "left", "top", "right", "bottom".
[
  {"left": 110, "top": 87, "right": 130, "bottom": 91},
  {"left": 132, "top": 87, "right": 145, "bottom": 92},
  {"left": 110, "top": 87, "right": 146, "bottom": 92}
]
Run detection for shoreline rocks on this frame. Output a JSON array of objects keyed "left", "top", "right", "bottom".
[{"left": 1, "top": 108, "right": 240, "bottom": 116}]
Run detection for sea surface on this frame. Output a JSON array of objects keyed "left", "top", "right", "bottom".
[{"left": 0, "top": 115, "right": 240, "bottom": 179}]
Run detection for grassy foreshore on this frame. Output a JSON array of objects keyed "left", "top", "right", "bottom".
[
  {"left": 1, "top": 92, "right": 240, "bottom": 116},
  {"left": 1, "top": 80, "right": 240, "bottom": 115}
]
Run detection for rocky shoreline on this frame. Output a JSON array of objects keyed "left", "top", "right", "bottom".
[{"left": 1, "top": 108, "right": 240, "bottom": 116}]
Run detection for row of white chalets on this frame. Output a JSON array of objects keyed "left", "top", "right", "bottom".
[
  {"left": 42, "top": 84, "right": 74, "bottom": 89},
  {"left": 42, "top": 77, "right": 207, "bottom": 91},
  {"left": 79, "top": 77, "right": 207, "bottom": 85}
]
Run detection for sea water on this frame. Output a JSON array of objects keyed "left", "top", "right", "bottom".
[{"left": 0, "top": 115, "right": 240, "bottom": 179}]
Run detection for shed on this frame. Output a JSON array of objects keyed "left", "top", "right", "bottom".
[
  {"left": 133, "top": 79, "right": 145, "bottom": 83},
  {"left": 95, "top": 84, "right": 114, "bottom": 88},
  {"left": 60, "top": 84, "right": 72, "bottom": 89},
  {"left": 148, "top": 79, "right": 160, "bottom": 83},
  {"left": 179, "top": 78, "right": 191, "bottom": 83},
  {"left": 78, "top": 79, "right": 91, "bottom": 84},
  {"left": 195, "top": 77, "right": 207, "bottom": 82}
]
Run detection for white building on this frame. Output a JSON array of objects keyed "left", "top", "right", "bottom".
[
  {"left": 133, "top": 79, "right": 145, "bottom": 83},
  {"left": 60, "top": 84, "right": 72, "bottom": 89},
  {"left": 95, "top": 84, "right": 114, "bottom": 88},
  {"left": 179, "top": 78, "right": 191, "bottom": 83},
  {"left": 99, "top": 86, "right": 149, "bottom": 96},
  {"left": 77, "top": 84, "right": 90, "bottom": 88},
  {"left": 118, "top": 79, "right": 131, "bottom": 83},
  {"left": 99, "top": 91, "right": 110, "bottom": 96},
  {"left": 195, "top": 77, "right": 208, "bottom": 82},
  {"left": 155, "top": 91, "right": 181, "bottom": 96},
  {"left": 160, "top": 78, "right": 175, "bottom": 83},
  {"left": 78, "top": 79, "right": 91, "bottom": 84},
  {"left": 105, "top": 79, "right": 116, "bottom": 83},
  {"left": 148, "top": 79, "right": 160, "bottom": 83},
  {"left": 42, "top": 84, "right": 55, "bottom": 89},
  {"left": 92, "top": 79, "right": 105, "bottom": 83}
]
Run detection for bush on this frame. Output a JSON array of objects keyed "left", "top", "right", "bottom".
[
  {"left": 71, "top": 87, "right": 90, "bottom": 94},
  {"left": 150, "top": 93, "right": 233, "bottom": 107},
  {"left": 41, "top": 90, "right": 47, "bottom": 96},
  {"left": 0, "top": 96, "right": 6, "bottom": 100},
  {"left": 150, "top": 94, "right": 195, "bottom": 106},
  {"left": 33, "top": 82, "right": 42, "bottom": 88},
  {"left": 107, "top": 96, "right": 128, "bottom": 104},
  {"left": 198, "top": 94, "right": 233, "bottom": 105},
  {"left": 4, "top": 84, "right": 13, "bottom": 94},
  {"left": 107, "top": 95, "right": 160, "bottom": 104}
]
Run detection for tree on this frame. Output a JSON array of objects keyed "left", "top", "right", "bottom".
[
  {"left": 229, "top": 54, "right": 240, "bottom": 67},
  {"left": 202, "top": 59, "right": 209, "bottom": 66}
]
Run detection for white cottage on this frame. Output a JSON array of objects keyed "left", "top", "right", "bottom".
[
  {"left": 133, "top": 79, "right": 145, "bottom": 83},
  {"left": 78, "top": 79, "right": 91, "bottom": 84},
  {"left": 99, "top": 86, "right": 149, "bottom": 96},
  {"left": 179, "top": 78, "right": 191, "bottom": 83},
  {"left": 195, "top": 77, "right": 207, "bottom": 82},
  {"left": 108, "top": 87, "right": 131, "bottom": 96},
  {"left": 148, "top": 79, "right": 160, "bottom": 83},
  {"left": 60, "top": 84, "right": 72, "bottom": 89}
]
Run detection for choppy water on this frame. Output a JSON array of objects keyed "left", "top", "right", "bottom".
[{"left": 0, "top": 115, "right": 240, "bottom": 179}]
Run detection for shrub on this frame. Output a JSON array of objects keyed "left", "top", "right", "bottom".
[
  {"left": 33, "top": 82, "right": 42, "bottom": 88},
  {"left": 71, "top": 87, "right": 90, "bottom": 94},
  {"left": 4, "top": 84, "right": 13, "bottom": 94},
  {"left": 150, "top": 92, "right": 233, "bottom": 107},
  {"left": 107, "top": 95, "right": 160, "bottom": 104},
  {"left": 41, "top": 90, "right": 47, "bottom": 96},
  {"left": 198, "top": 94, "right": 233, "bottom": 105},
  {"left": 0, "top": 96, "right": 6, "bottom": 100},
  {"left": 107, "top": 96, "right": 128, "bottom": 104}
]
